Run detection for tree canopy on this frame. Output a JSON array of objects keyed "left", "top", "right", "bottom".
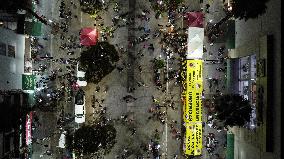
[
  {"left": 206, "top": 0, "right": 270, "bottom": 42},
  {"left": 79, "top": 42, "right": 119, "bottom": 84},
  {"left": 72, "top": 123, "right": 116, "bottom": 156},
  {"left": 153, "top": 58, "right": 165, "bottom": 69},
  {"left": 229, "top": 0, "right": 270, "bottom": 21},
  {"left": 213, "top": 94, "right": 252, "bottom": 127},
  {"left": 151, "top": 0, "right": 184, "bottom": 13},
  {"left": 80, "top": 0, "right": 103, "bottom": 15},
  {"left": 0, "top": 0, "right": 48, "bottom": 25}
]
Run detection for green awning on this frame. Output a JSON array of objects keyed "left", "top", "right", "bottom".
[
  {"left": 225, "top": 20, "right": 235, "bottom": 49},
  {"left": 226, "top": 133, "right": 234, "bottom": 159},
  {"left": 226, "top": 37, "right": 235, "bottom": 49},
  {"left": 22, "top": 74, "right": 36, "bottom": 90},
  {"left": 25, "top": 21, "right": 42, "bottom": 36},
  {"left": 28, "top": 93, "right": 36, "bottom": 106}
]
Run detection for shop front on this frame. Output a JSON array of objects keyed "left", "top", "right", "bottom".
[{"left": 238, "top": 54, "right": 257, "bottom": 129}]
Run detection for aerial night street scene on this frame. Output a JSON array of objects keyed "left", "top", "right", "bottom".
[{"left": 0, "top": 0, "right": 281, "bottom": 159}]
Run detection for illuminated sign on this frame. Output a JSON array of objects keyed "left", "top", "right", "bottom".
[
  {"left": 22, "top": 74, "right": 35, "bottom": 90},
  {"left": 26, "top": 112, "right": 33, "bottom": 145}
]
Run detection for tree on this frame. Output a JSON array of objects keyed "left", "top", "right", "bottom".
[
  {"left": 0, "top": 0, "right": 49, "bottom": 25},
  {"left": 153, "top": 58, "right": 165, "bottom": 69},
  {"left": 150, "top": 0, "right": 184, "bottom": 14},
  {"left": 79, "top": 42, "right": 119, "bottom": 84},
  {"left": 229, "top": 0, "right": 270, "bottom": 21},
  {"left": 73, "top": 125, "right": 97, "bottom": 155},
  {"left": 213, "top": 94, "right": 252, "bottom": 127},
  {"left": 80, "top": 0, "right": 103, "bottom": 15},
  {"left": 71, "top": 123, "right": 116, "bottom": 156},
  {"left": 95, "top": 123, "right": 117, "bottom": 154},
  {"left": 206, "top": 0, "right": 270, "bottom": 42}
]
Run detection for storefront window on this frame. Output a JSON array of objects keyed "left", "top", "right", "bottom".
[
  {"left": 238, "top": 55, "right": 257, "bottom": 102},
  {"left": 238, "top": 54, "right": 257, "bottom": 129}
]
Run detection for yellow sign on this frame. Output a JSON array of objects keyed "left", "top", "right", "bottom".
[
  {"left": 194, "top": 123, "right": 202, "bottom": 156},
  {"left": 184, "top": 123, "right": 194, "bottom": 155},
  {"left": 184, "top": 123, "right": 203, "bottom": 156},
  {"left": 182, "top": 60, "right": 203, "bottom": 123},
  {"left": 182, "top": 60, "right": 203, "bottom": 156}
]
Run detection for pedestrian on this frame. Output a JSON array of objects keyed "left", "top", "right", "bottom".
[
  {"left": 131, "top": 128, "right": 136, "bottom": 135},
  {"left": 46, "top": 150, "right": 52, "bottom": 156},
  {"left": 138, "top": 65, "right": 142, "bottom": 72}
]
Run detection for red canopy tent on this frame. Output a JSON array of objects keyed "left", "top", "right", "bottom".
[
  {"left": 80, "top": 28, "right": 99, "bottom": 46},
  {"left": 184, "top": 12, "right": 204, "bottom": 28}
]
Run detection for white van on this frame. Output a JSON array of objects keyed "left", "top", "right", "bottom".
[
  {"left": 75, "top": 90, "right": 85, "bottom": 123},
  {"left": 77, "top": 63, "right": 87, "bottom": 87}
]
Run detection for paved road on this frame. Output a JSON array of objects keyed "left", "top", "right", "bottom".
[
  {"left": 30, "top": 0, "right": 230, "bottom": 158},
  {"left": 201, "top": 0, "right": 231, "bottom": 158},
  {"left": 31, "top": 0, "right": 81, "bottom": 158}
]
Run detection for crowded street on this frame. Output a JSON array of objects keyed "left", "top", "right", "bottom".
[
  {"left": 26, "top": 1, "right": 229, "bottom": 158},
  {"left": 1, "top": 0, "right": 281, "bottom": 159},
  {"left": 27, "top": 0, "right": 228, "bottom": 158}
]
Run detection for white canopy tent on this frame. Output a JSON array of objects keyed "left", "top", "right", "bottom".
[{"left": 187, "top": 27, "right": 204, "bottom": 59}]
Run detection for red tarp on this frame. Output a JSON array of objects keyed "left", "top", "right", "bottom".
[
  {"left": 80, "top": 28, "right": 99, "bottom": 46},
  {"left": 184, "top": 12, "right": 204, "bottom": 28}
]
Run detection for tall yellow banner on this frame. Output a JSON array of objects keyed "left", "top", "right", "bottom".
[
  {"left": 184, "top": 123, "right": 203, "bottom": 156},
  {"left": 183, "top": 60, "right": 203, "bottom": 123},
  {"left": 182, "top": 60, "right": 203, "bottom": 156}
]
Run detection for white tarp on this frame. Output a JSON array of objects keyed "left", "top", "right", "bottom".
[
  {"left": 187, "top": 27, "right": 204, "bottom": 59},
  {"left": 58, "top": 131, "right": 66, "bottom": 148}
]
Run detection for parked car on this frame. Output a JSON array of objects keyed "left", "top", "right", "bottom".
[
  {"left": 74, "top": 90, "right": 85, "bottom": 123},
  {"left": 76, "top": 63, "right": 87, "bottom": 87}
]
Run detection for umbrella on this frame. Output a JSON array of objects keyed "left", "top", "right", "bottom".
[
  {"left": 80, "top": 28, "right": 99, "bottom": 46},
  {"left": 187, "top": 27, "right": 204, "bottom": 59},
  {"left": 185, "top": 12, "right": 204, "bottom": 28}
]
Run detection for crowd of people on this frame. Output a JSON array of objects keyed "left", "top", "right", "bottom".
[
  {"left": 27, "top": 2, "right": 90, "bottom": 158},
  {"left": 27, "top": 0, "right": 231, "bottom": 158}
]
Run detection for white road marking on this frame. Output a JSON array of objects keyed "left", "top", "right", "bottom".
[
  {"left": 165, "top": 55, "right": 169, "bottom": 156},
  {"left": 80, "top": 11, "right": 83, "bottom": 53},
  {"left": 80, "top": 11, "right": 83, "bottom": 25}
]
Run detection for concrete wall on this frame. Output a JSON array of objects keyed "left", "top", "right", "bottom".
[
  {"left": 232, "top": 0, "right": 281, "bottom": 158},
  {"left": 0, "top": 28, "right": 25, "bottom": 90}
]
